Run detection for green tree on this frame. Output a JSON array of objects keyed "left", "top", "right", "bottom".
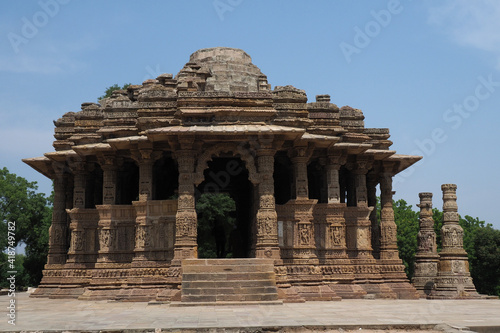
[
  {"left": 98, "top": 83, "right": 131, "bottom": 101},
  {"left": 0, "top": 167, "right": 52, "bottom": 288},
  {"left": 470, "top": 226, "right": 500, "bottom": 296},
  {"left": 196, "top": 193, "right": 236, "bottom": 258},
  {"left": 393, "top": 199, "right": 419, "bottom": 278}
]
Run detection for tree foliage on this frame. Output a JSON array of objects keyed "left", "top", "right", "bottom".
[
  {"left": 0, "top": 167, "right": 52, "bottom": 288},
  {"left": 98, "top": 83, "right": 131, "bottom": 101},
  {"left": 470, "top": 226, "right": 500, "bottom": 296},
  {"left": 393, "top": 199, "right": 419, "bottom": 278},
  {"left": 196, "top": 193, "right": 236, "bottom": 258}
]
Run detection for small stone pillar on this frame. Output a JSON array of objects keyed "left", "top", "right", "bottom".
[
  {"left": 412, "top": 192, "right": 439, "bottom": 297},
  {"left": 172, "top": 150, "right": 198, "bottom": 263},
  {"left": 46, "top": 163, "right": 69, "bottom": 266},
  {"left": 431, "top": 184, "right": 480, "bottom": 299},
  {"left": 255, "top": 149, "right": 281, "bottom": 260}
]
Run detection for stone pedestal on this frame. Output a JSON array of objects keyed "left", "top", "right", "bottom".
[{"left": 431, "top": 184, "right": 480, "bottom": 299}]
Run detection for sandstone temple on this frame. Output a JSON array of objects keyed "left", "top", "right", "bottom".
[{"left": 24, "top": 47, "right": 425, "bottom": 303}]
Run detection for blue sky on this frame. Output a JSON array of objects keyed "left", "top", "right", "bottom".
[{"left": 1, "top": 0, "right": 499, "bottom": 229}]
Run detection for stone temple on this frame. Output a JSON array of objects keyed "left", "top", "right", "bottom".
[{"left": 24, "top": 47, "right": 423, "bottom": 302}]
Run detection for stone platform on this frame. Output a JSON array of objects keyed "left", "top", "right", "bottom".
[{"left": 1, "top": 292, "right": 499, "bottom": 332}]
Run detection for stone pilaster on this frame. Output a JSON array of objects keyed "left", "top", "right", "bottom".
[
  {"left": 431, "top": 184, "right": 480, "bottom": 299},
  {"left": 412, "top": 192, "right": 439, "bottom": 297},
  {"left": 172, "top": 150, "right": 198, "bottom": 263},
  {"left": 255, "top": 149, "right": 281, "bottom": 260},
  {"left": 379, "top": 167, "right": 399, "bottom": 261},
  {"left": 46, "top": 163, "right": 68, "bottom": 266}
]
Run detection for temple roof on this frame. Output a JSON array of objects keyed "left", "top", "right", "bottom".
[{"left": 24, "top": 47, "right": 422, "bottom": 177}]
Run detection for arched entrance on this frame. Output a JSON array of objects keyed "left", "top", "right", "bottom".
[{"left": 195, "top": 157, "right": 253, "bottom": 258}]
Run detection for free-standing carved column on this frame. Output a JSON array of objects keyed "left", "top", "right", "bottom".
[
  {"left": 412, "top": 192, "right": 439, "bottom": 297},
  {"left": 255, "top": 149, "right": 281, "bottom": 260},
  {"left": 379, "top": 166, "right": 399, "bottom": 260},
  {"left": 326, "top": 154, "right": 341, "bottom": 204},
  {"left": 431, "top": 184, "right": 479, "bottom": 298},
  {"left": 345, "top": 157, "right": 374, "bottom": 259},
  {"left": 46, "top": 163, "right": 68, "bottom": 266},
  {"left": 172, "top": 150, "right": 197, "bottom": 263}
]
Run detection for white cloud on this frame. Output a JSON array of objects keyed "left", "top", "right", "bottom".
[{"left": 428, "top": 0, "right": 500, "bottom": 69}]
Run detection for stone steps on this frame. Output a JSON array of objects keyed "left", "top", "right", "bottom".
[{"left": 180, "top": 259, "right": 281, "bottom": 304}]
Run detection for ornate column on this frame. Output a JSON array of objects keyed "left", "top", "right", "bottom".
[
  {"left": 46, "top": 162, "right": 69, "bottom": 266},
  {"left": 132, "top": 148, "right": 156, "bottom": 264},
  {"left": 367, "top": 172, "right": 380, "bottom": 259},
  {"left": 288, "top": 147, "right": 317, "bottom": 261},
  {"left": 138, "top": 149, "right": 154, "bottom": 201},
  {"left": 172, "top": 149, "right": 197, "bottom": 263},
  {"left": 345, "top": 157, "right": 374, "bottom": 259},
  {"left": 101, "top": 155, "right": 117, "bottom": 205},
  {"left": 319, "top": 151, "right": 348, "bottom": 260},
  {"left": 72, "top": 161, "right": 86, "bottom": 209},
  {"left": 379, "top": 163, "right": 399, "bottom": 260},
  {"left": 412, "top": 192, "right": 439, "bottom": 296},
  {"left": 431, "top": 184, "right": 479, "bottom": 298},
  {"left": 255, "top": 149, "right": 281, "bottom": 260}
]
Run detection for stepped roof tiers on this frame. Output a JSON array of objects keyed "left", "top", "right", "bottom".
[{"left": 24, "top": 47, "right": 422, "bottom": 302}]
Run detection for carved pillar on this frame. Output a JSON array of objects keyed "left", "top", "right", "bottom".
[
  {"left": 255, "top": 149, "right": 281, "bottom": 260},
  {"left": 288, "top": 148, "right": 317, "bottom": 260},
  {"left": 367, "top": 172, "right": 380, "bottom": 259},
  {"left": 72, "top": 161, "right": 86, "bottom": 209},
  {"left": 101, "top": 155, "right": 117, "bottom": 205},
  {"left": 172, "top": 150, "right": 197, "bottom": 263},
  {"left": 345, "top": 157, "right": 373, "bottom": 259},
  {"left": 379, "top": 164, "right": 399, "bottom": 260},
  {"left": 412, "top": 192, "right": 439, "bottom": 296},
  {"left": 315, "top": 151, "right": 347, "bottom": 260},
  {"left": 326, "top": 154, "right": 341, "bottom": 204},
  {"left": 431, "top": 184, "right": 479, "bottom": 298},
  {"left": 138, "top": 149, "right": 154, "bottom": 201},
  {"left": 46, "top": 163, "right": 68, "bottom": 266}
]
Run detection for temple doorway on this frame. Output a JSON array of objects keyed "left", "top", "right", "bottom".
[{"left": 195, "top": 157, "right": 253, "bottom": 258}]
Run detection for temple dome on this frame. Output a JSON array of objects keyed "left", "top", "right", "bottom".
[{"left": 177, "top": 47, "right": 268, "bottom": 93}]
